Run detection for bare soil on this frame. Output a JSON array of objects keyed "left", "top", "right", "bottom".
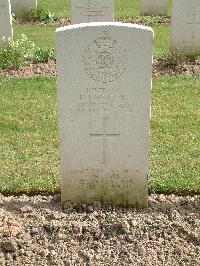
[
  {"left": 0, "top": 61, "right": 56, "bottom": 78},
  {"left": 14, "top": 17, "right": 71, "bottom": 26},
  {"left": 153, "top": 57, "right": 200, "bottom": 76},
  {"left": 0, "top": 194, "right": 199, "bottom": 266},
  {"left": 117, "top": 16, "right": 170, "bottom": 25}
]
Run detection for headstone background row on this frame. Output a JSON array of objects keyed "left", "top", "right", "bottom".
[
  {"left": 56, "top": 23, "right": 153, "bottom": 208},
  {"left": 140, "top": 0, "right": 168, "bottom": 16},
  {"left": 0, "top": 0, "right": 12, "bottom": 47},
  {"left": 71, "top": 0, "right": 114, "bottom": 24},
  {"left": 10, "top": 0, "right": 37, "bottom": 18},
  {"left": 171, "top": 0, "right": 200, "bottom": 56}
]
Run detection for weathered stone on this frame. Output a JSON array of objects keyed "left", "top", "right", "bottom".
[
  {"left": 56, "top": 23, "right": 153, "bottom": 208},
  {"left": 10, "top": 0, "right": 37, "bottom": 18},
  {"left": 171, "top": 0, "right": 200, "bottom": 56},
  {"left": 0, "top": 0, "right": 13, "bottom": 47},
  {"left": 140, "top": 0, "right": 168, "bottom": 16},
  {"left": 71, "top": 0, "right": 114, "bottom": 24}
]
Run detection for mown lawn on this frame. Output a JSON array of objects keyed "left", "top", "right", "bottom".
[
  {"left": 0, "top": 76, "right": 199, "bottom": 194},
  {"left": 13, "top": 24, "right": 170, "bottom": 59}
]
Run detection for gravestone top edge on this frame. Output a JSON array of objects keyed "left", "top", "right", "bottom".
[{"left": 56, "top": 22, "right": 154, "bottom": 35}]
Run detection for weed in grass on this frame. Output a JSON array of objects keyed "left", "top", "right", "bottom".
[
  {"left": 27, "top": 7, "right": 57, "bottom": 23},
  {"left": 160, "top": 50, "right": 200, "bottom": 72},
  {"left": 34, "top": 48, "right": 55, "bottom": 63},
  {"left": 0, "top": 35, "right": 35, "bottom": 69},
  {"left": 14, "top": 24, "right": 57, "bottom": 51},
  {"left": 0, "top": 35, "right": 56, "bottom": 68},
  {"left": 161, "top": 51, "right": 186, "bottom": 70}
]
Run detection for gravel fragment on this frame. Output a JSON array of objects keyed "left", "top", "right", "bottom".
[
  {"left": 0, "top": 194, "right": 199, "bottom": 265},
  {"left": 1, "top": 240, "right": 16, "bottom": 253}
]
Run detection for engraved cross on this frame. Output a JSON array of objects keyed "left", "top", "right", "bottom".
[
  {"left": 75, "top": 0, "right": 109, "bottom": 22},
  {"left": 187, "top": 14, "right": 200, "bottom": 39},
  {"left": 90, "top": 117, "right": 120, "bottom": 166}
]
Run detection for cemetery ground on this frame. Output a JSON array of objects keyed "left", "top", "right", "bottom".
[
  {"left": 0, "top": 76, "right": 199, "bottom": 195},
  {"left": 0, "top": 0, "right": 199, "bottom": 265}
]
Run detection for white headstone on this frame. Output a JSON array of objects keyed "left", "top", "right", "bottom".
[
  {"left": 140, "top": 0, "right": 168, "bottom": 16},
  {"left": 171, "top": 0, "right": 200, "bottom": 56},
  {"left": 0, "top": 0, "right": 13, "bottom": 47},
  {"left": 71, "top": 0, "right": 114, "bottom": 24},
  {"left": 10, "top": 0, "right": 37, "bottom": 18},
  {"left": 56, "top": 22, "right": 153, "bottom": 208}
]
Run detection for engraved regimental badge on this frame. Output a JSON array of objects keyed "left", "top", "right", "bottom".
[{"left": 82, "top": 31, "right": 128, "bottom": 83}]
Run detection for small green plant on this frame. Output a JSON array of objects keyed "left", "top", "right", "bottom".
[
  {"left": 26, "top": 7, "right": 57, "bottom": 22},
  {"left": 0, "top": 35, "right": 35, "bottom": 69},
  {"left": 34, "top": 48, "right": 55, "bottom": 63},
  {"left": 161, "top": 50, "right": 186, "bottom": 69}
]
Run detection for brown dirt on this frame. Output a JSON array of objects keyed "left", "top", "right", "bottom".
[
  {"left": 0, "top": 194, "right": 199, "bottom": 265},
  {"left": 117, "top": 16, "right": 170, "bottom": 25},
  {"left": 153, "top": 57, "right": 200, "bottom": 77},
  {"left": 0, "top": 61, "right": 56, "bottom": 78},
  {"left": 14, "top": 17, "right": 71, "bottom": 27},
  {"left": 14, "top": 16, "right": 170, "bottom": 27},
  {"left": 0, "top": 58, "right": 199, "bottom": 78}
]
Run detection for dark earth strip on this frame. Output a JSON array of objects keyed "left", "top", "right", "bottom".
[
  {"left": 0, "top": 58, "right": 199, "bottom": 78},
  {"left": 14, "top": 16, "right": 170, "bottom": 26}
]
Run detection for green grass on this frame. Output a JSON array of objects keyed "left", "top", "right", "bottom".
[
  {"left": 150, "top": 76, "right": 200, "bottom": 193},
  {"left": 0, "top": 76, "right": 199, "bottom": 194},
  {"left": 13, "top": 24, "right": 170, "bottom": 59},
  {"left": 14, "top": 24, "right": 57, "bottom": 50},
  {"left": 38, "top": 0, "right": 71, "bottom": 18},
  {"left": 0, "top": 77, "right": 59, "bottom": 193},
  {"left": 153, "top": 25, "right": 170, "bottom": 59},
  {"left": 115, "top": 0, "right": 140, "bottom": 18}
]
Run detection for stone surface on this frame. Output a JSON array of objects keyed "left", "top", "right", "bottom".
[
  {"left": 71, "top": 0, "right": 114, "bottom": 24},
  {"left": 10, "top": 0, "right": 37, "bottom": 18},
  {"left": 0, "top": 0, "right": 12, "bottom": 47},
  {"left": 171, "top": 0, "right": 200, "bottom": 56},
  {"left": 140, "top": 0, "right": 168, "bottom": 16},
  {"left": 56, "top": 22, "right": 153, "bottom": 208}
]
